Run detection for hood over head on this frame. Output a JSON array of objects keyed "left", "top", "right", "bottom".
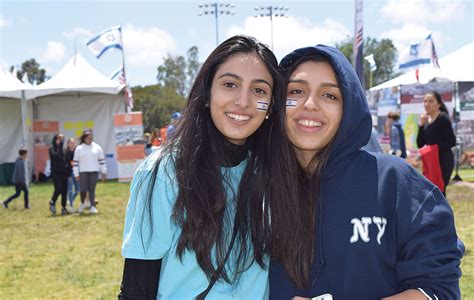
[{"left": 280, "top": 45, "right": 372, "bottom": 179}]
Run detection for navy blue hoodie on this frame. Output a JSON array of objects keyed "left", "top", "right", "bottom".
[{"left": 269, "top": 45, "right": 462, "bottom": 299}]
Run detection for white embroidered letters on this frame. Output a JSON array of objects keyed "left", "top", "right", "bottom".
[{"left": 350, "top": 216, "right": 387, "bottom": 244}]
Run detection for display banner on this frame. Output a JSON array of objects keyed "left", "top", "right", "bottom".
[
  {"left": 33, "top": 120, "right": 59, "bottom": 179},
  {"left": 377, "top": 87, "right": 399, "bottom": 116},
  {"left": 459, "top": 81, "right": 474, "bottom": 120},
  {"left": 114, "top": 112, "right": 144, "bottom": 182},
  {"left": 400, "top": 82, "right": 453, "bottom": 114}
]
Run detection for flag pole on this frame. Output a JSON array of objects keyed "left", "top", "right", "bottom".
[{"left": 119, "top": 25, "right": 130, "bottom": 113}]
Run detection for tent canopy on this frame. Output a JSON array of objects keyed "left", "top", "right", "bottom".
[
  {"left": 25, "top": 53, "right": 124, "bottom": 99},
  {"left": 371, "top": 42, "right": 474, "bottom": 90},
  {"left": 0, "top": 69, "right": 27, "bottom": 99}
]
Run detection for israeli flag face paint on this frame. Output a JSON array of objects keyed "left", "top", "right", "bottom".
[
  {"left": 286, "top": 99, "right": 298, "bottom": 108},
  {"left": 256, "top": 100, "right": 269, "bottom": 112}
]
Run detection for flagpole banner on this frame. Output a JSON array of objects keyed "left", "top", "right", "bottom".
[
  {"left": 377, "top": 86, "right": 399, "bottom": 116},
  {"left": 87, "top": 25, "right": 123, "bottom": 58},
  {"left": 353, "top": 0, "right": 364, "bottom": 88},
  {"left": 459, "top": 81, "right": 474, "bottom": 120},
  {"left": 399, "top": 33, "right": 439, "bottom": 71},
  {"left": 114, "top": 112, "right": 145, "bottom": 182},
  {"left": 400, "top": 82, "right": 453, "bottom": 115},
  {"left": 33, "top": 121, "right": 59, "bottom": 180}
]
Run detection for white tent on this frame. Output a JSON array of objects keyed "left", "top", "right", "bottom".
[
  {"left": 370, "top": 42, "right": 474, "bottom": 90},
  {"left": 25, "top": 54, "right": 123, "bottom": 99},
  {"left": 3, "top": 54, "right": 125, "bottom": 179},
  {"left": 0, "top": 69, "right": 31, "bottom": 164}
]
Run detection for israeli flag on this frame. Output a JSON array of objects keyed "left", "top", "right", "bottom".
[
  {"left": 256, "top": 100, "right": 269, "bottom": 111},
  {"left": 398, "top": 33, "right": 437, "bottom": 70},
  {"left": 87, "top": 26, "right": 123, "bottom": 59},
  {"left": 286, "top": 99, "right": 298, "bottom": 107}
]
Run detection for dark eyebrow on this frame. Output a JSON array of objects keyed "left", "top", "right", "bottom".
[
  {"left": 218, "top": 72, "right": 242, "bottom": 81},
  {"left": 320, "top": 82, "right": 339, "bottom": 89},
  {"left": 288, "top": 79, "right": 308, "bottom": 84},
  {"left": 218, "top": 73, "right": 272, "bottom": 89},
  {"left": 288, "top": 79, "right": 339, "bottom": 89},
  {"left": 254, "top": 79, "right": 272, "bottom": 89}
]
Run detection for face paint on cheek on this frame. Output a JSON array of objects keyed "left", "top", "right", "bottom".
[
  {"left": 256, "top": 100, "right": 270, "bottom": 112},
  {"left": 286, "top": 99, "right": 298, "bottom": 108}
]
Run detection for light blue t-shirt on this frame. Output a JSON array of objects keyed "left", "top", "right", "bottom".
[{"left": 122, "top": 151, "right": 269, "bottom": 299}]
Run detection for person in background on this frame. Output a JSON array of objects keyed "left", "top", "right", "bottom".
[
  {"left": 165, "top": 111, "right": 181, "bottom": 140},
  {"left": 73, "top": 130, "right": 107, "bottom": 214},
  {"left": 150, "top": 128, "right": 162, "bottom": 148},
  {"left": 387, "top": 111, "right": 407, "bottom": 158},
  {"left": 3, "top": 148, "right": 29, "bottom": 209},
  {"left": 417, "top": 91, "right": 456, "bottom": 196},
  {"left": 66, "top": 138, "right": 79, "bottom": 211},
  {"left": 143, "top": 132, "right": 153, "bottom": 157},
  {"left": 362, "top": 115, "right": 383, "bottom": 153},
  {"left": 49, "top": 133, "right": 70, "bottom": 215},
  {"left": 269, "top": 45, "right": 462, "bottom": 299}
]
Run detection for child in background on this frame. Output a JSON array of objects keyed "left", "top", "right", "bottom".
[{"left": 3, "top": 148, "right": 29, "bottom": 209}]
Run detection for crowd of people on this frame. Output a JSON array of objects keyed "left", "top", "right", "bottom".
[
  {"left": 118, "top": 35, "right": 463, "bottom": 299},
  {"left": 2, "top": 129, "right": 107, "bottom": 215}
]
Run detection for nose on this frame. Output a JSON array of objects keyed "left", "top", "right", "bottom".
[
  {"left": 234, "top": 90, "right": 250, "bottom": 108},
  {"left": 303, "top": 95, "right": 320, "bottom": 111}
]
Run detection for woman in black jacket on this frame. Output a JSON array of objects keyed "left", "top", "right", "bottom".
[
  {"left": 49, "top": 133, "right": 70, "bottom": 215},
  {"left": 417, "top": 91, "right": 456, "bottom": 196}
]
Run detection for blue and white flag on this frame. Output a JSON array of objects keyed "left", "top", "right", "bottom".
[
  {"left": 256, "top": 100, "right": 269, "bottom": 111},
  {"left": 364, "top": 53, "right": 377, "bottom": 71},
  {"left": 87, "top": 26, "right": 123, "bottom": 58},
  {"left": 399, "top": 33, "right": 440, "bottom": 70},
  {"left": 109, "top": 65, "right": 125, "bottom": 84}
]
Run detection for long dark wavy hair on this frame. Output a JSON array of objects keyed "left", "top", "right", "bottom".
[
  {"left": 279, "top": 52, "right": 342, "bottom": 289},
  {"left": 139, "top": 35, "right": 298, "bottom": 284}
]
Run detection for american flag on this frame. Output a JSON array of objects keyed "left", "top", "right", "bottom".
[
  {"left": 353, "top": 0, "right": 364, "bottom": 88},
  {"left": 431, "top": 38, "right": 440, "bottom": 68}
]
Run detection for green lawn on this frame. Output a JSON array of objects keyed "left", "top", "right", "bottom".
[{"left": 0, "top": 178, "right": 472, "bottom": 299}]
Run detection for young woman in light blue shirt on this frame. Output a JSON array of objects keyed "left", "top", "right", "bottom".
[{"left": 119, "top": 35, "right": 297, "bottom": 299}]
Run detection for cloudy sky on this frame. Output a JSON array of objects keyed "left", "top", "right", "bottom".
[{"left": 0, "top": 0, "right": 472, "bottom": 86}]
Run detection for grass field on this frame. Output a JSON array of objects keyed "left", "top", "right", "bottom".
[{"left": 0, "top": 172, "right": 473, "bottom": 299}]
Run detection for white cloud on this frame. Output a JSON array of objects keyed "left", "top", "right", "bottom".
[
  {"left": 63, "top": 27, "right": 92, "bottom": 40},
  {"left": 0, "top": 15, "right": 8, "bottom": 28},
  {"left": 40, "top": 41, "right": 67, "bottom": 63},
  {"left": 122, "top": 24, "right": 176, "bottom": 67},
  {"left": 227, "top": 16, "right": 350, "bottom": 60},
  {"left": 381, "top": 0, "right": 464, "bottom": 25}
]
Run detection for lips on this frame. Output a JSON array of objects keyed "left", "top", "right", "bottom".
[
  {"left": 295, "top": 117, "right": 324, "bottom": 132},
  {"left": 226, "top": 112, "right": 251, "bottom": 122}
]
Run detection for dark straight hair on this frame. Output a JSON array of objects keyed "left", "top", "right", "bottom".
[
  {"left": 138, "top": 35, "right": 298, "bottom": 284},
  {"left": 278, "top": 52, "right": 342, "bottom": 289}
]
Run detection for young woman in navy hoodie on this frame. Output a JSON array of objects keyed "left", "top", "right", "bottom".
[{"left": 269, "top": 45, "right": 463, "bottom": 299}]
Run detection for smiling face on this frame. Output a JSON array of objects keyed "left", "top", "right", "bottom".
[
  {"left": 285, "top": 60, "right": 343, "bottom": 167},
  {"left": 209, "top": 52, "right": 273, "bottom": 145}
]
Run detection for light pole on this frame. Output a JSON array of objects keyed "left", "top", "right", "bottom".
[
  {"left": 198, "top": 3, "right": 235, "bottom": 46},
  {"left": 254, "top": 6, "right": 289, "bottom": 50}
]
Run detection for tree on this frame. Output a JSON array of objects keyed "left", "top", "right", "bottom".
[
  {"left": 11, "top": 58, "right": 48, "bottom": 84},
  {"left": 132, "top": 84, "right": 186, "bottom": 132},
  {"left": 336, "top": 37, "right": 398, "bottom": 88},
  {"left": 156, "top": 46, "right": 201, "bottom": 97}
]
